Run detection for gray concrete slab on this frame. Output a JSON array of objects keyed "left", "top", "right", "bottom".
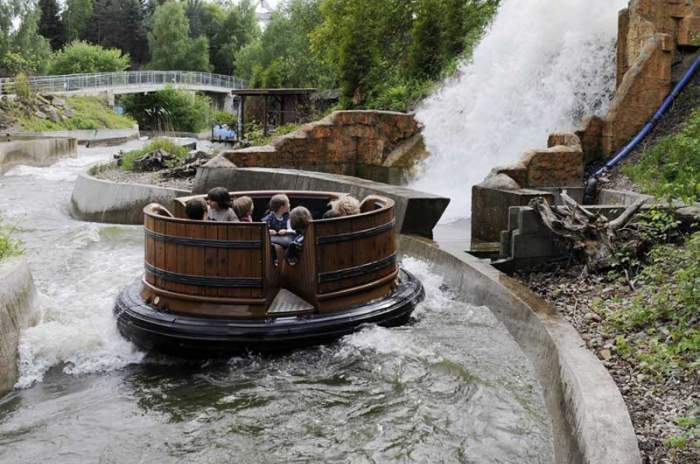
[{"left": 0, "top": 257, "right": 38, "bottom": 396}]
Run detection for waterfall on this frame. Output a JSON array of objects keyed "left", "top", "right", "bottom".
[{"left": 412, "top": 0, "right": 627, "bottom": 221}]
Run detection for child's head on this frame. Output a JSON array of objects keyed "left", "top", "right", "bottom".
[
  {"left": 290, "top": 206, "right": 312, "bottom": 233},
  {"left": 269, "top": 194, "right": 290, "bottom": 215},
  {"left": 233, "top": 195, "right": 254, "bottom": 218},
  {"left": 206, "top": 187, "right": 231, "bottom": 211},
  {"left": 322, "top": 209, "right": 341, "bottom": 219},
  {"left": 185, "top": 197, "right": 208, "bottom": 220},
  {"left": 330, "top": 195, "right": 360, "bottom": 217}
]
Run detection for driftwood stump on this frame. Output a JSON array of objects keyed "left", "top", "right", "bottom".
[{"left": 529, "top": 191, "right": 647, "bottom": 273}]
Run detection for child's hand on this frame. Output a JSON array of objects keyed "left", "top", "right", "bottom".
[
  {"left": 278, "top": 229, "right": 287, "bottom": 236},
  {"left": 269, "top": 230, "right": 278, "bottom": 235}
]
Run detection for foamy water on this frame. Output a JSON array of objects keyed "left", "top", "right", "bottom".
[{"left": 413, "top": 0, "right": 626, "bottom": 220}]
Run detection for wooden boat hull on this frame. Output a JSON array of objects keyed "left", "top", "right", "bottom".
[{"left": 114, "top": 269, "right": 424, "bottom": 356}]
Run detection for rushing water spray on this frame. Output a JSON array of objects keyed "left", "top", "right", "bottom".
[{"left": 413, "top": 0, "right": 627, "bottom": 220}]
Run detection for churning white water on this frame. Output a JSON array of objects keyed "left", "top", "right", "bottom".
[{"left": 413, "top": 0, "right": 627, "bottom": 220}]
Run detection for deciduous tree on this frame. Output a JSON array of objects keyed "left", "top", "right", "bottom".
[
  {"left": 62, "top": 0, "right": 93, "bottom": 43},
  {"left": 148, "top": 1, "right": 210, "bottom": 72}
]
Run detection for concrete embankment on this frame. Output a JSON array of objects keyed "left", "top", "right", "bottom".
[
  {"left": 0, "top": 135, "right": 77, "bottom": 174},
  {"left": 17, "top": 127, "right": 140, "bottom": 147},
  {"left": 0, "top": 257, "right": 38, "bottom": 396},
  {"left": 400, "top": 235, "right": 641, "bottom": 464},
  {"left": 70, "top": 173, "right": 190, "bottom": 224}
]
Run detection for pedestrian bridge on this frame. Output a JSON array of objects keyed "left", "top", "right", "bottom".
[{"left": 1, "top": 71, "right": 246, "bottom": 97}]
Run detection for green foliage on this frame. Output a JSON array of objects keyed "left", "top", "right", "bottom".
[
  {"left": 211, "top": 111, "right": 237, "bottom": 126},
  {"left": 119, "top": 138, "right": 189, "bottom": 171},
  {"left": 607, "top": 232, "right": 700, "bottom": 378},
  {"left": 236, "top": 0, "right": 333, "bottom": 89},
  {"left": 13, "top": 72, "right": 32, "bottom": 100},
  {"left": 625, "top": 109, "right": 700, "bottom": 203},
  {"left": 120, "top": 87, "right": 211, "bottom": 132},
  {"left": 48, "top": 41, "right": 130, "bottom": 75},
  {"left": 245, "top": 122, "right": 300, "bottom": 147},
  {"left": 18, "top": 96, "right": 135, "bottom": 131},
  {"left": 38, "top": 0, "right": 64, "bottom": 50},
  {"left": 0, "top": 221, "right": 23, "bottom": 261},
  {"left": 408, "top": 0, "right": 446, "bottom": 80},
  {"left": 89, "top": 0, "right": 148, "bottom": 65},
  {"left": 62, "top": 0, "right": 93, "bottom": 43},
  {"left": 148, "top": 1, "right": 211, "bottom": 72},
  {"left": 1, "top": 7, "right": 52, "bottom": 75}
]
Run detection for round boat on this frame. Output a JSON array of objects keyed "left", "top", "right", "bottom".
[{"left": 114, "top": 190, "right": 424, "bottom": 356}]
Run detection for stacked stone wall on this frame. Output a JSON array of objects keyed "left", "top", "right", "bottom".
[{"left": 221, "top": 111, "right": 428, "bottom": 176}]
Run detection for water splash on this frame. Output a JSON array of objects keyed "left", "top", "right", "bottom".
[{"left": 412, "top": 0, "right": 626, "bottom": 220}]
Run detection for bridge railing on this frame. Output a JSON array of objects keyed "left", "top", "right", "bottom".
[{"left": 0, "top": 71, "right": 246, "bottom": 95}]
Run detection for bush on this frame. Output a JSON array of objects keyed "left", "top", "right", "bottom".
[
  {"left": 624, "top": 109, "right": 700, "bottom": 203},
  {"left": 120, "top": 87, "right": 211, "bottom": 133},
  {"left": 212, "top": 111, "right": 237, "bottom": 127},
  {"left": 120, "top": 138, "right": 189, "bottom": 171},
  {"left": 48, "top": 41, "right": 130, "bottom": 75},
  {"left": 0, "top": 222, "right": 23, "bottom": 261},
  {"left": 13, "top": 72, "right": 32, "bottom": 100},
  {"left": 245, "top": 123, "right": 300, "bottom": 146}
]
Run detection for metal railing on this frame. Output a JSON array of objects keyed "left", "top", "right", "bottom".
[{"left": 0, "top": 71, "right": 246, "bottom": 95}]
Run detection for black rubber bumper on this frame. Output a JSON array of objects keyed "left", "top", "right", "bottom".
[{"left": 114, "top": 269, "right": 424, "bottom": 356}]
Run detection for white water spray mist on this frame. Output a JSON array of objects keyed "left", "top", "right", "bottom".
[{"left": 412, "top": 0, "right": 627, "bottom": 221}]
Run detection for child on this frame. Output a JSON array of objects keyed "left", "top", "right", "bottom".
[
  {"left": 285, "top": 206, "right": 312, "bottom": 266},
  {"left": 233, "top": 196, "right": 254, "bottom": 222},
  {"left": 328, "top": 195, "right": 360, "bottom": 217},
  {"left": 206, "top": 187, "right": 239, "bottom": 222},
  {"left": 262, "top": 194, "right": 293, "bottom": 236},
  {"left": 185, "top": 197, "right": 208, "bottom": 220}
]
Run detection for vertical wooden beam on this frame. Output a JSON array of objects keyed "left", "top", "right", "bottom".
[
  {"left": 238, "top": 95, "right": 246, "bottom": 140},
  {"left": 263, "top": 95, "right": 269, "bottom": 136}
]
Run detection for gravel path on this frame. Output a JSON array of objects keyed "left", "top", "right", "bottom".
[{"left": 94, "top": 167, "right": 194, "bottom": 191}]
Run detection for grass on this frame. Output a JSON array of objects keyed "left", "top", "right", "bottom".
[
  {"left": 0, "top": 221, "right": 23, "bottom": 262},
  {"left": 605, "top": 232, "right": 700, "bottom": 378},
  {"left": 119, "top": 138, "right": 189, "bottom": 172},
  {"left": 18, "top": 96, "right": 135, "bottom": 132},
  {"left": 624, "top": 108, "right": 700, "bottom": 203},
  {"left": 246, "top": 123, "right": 301, "bottom": 147}
]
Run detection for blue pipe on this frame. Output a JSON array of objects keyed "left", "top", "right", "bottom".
[{"left": 583, "top": 52, "right": 700, "bottom": 203}]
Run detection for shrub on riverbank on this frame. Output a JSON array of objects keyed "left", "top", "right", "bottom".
[
  {"left": 0, "top": 222, "right": 23, "bottom": 262},
  {"left": 15, "top": 96, "right": 135, "bottom": 131},
  {"left": 119, "top": 139, "right": 188, "bottom": 172},
  {"left": 120, "top": 88, "right": 211, "bottom": 133},
  {"left": 624, "top": 109, "right": 700, "bottom": 203},
  {"left": 48, "top": 41, "right": 130, "bottom": 75}
]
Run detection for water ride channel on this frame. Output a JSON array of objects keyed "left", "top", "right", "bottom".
[{"left": 0, "top": 140, "right": 554, "bottom": 463}]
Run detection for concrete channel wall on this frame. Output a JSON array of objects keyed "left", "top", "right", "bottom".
[
  {"left": 194, "top": 165, "right": 449, "bottom": 238},
  {"left": 399, "top": 235, "right": 641, "bottom": 464},
  {"left": 0, "top": 257, "right": 38, "bottom": 397},
  {"left": 0, "top": 135, "right": 77, "bottom": 174},
  {"left": 17, "top": 127, "right": 140, "bottom": 146},
  {"left": 70, "top": 173, "right": 190, "bottom": 224}
]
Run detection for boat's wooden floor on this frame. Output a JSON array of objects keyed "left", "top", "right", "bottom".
[{"left": 267, "top": 289, "right": 315, "bottom": 316}]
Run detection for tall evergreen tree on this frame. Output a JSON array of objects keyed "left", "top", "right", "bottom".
[
  {"left": 63, "top": 0, "right": 93, "bottom": 43},
  {"left": 88, "top": 0, "right": 148, "bottom": 66},
  {"left": 37, "top": 0, "right": 64, "bottom": 50},
  {"left": 408, "top": 0, "right": 444, "bottom": 80}
]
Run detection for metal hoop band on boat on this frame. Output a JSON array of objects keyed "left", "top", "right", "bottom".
[
  {"left": 318, "top": 254, "right": 397, "bottom": 284},
  {"left": 316, "top": 220, "right": 395, "bottom": 245},
  {"left": 144, "top": 229, "right": 261, "bottom": 249},
  {"left": 144, "top": 262, "right": 263, "bottom": 288}
]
